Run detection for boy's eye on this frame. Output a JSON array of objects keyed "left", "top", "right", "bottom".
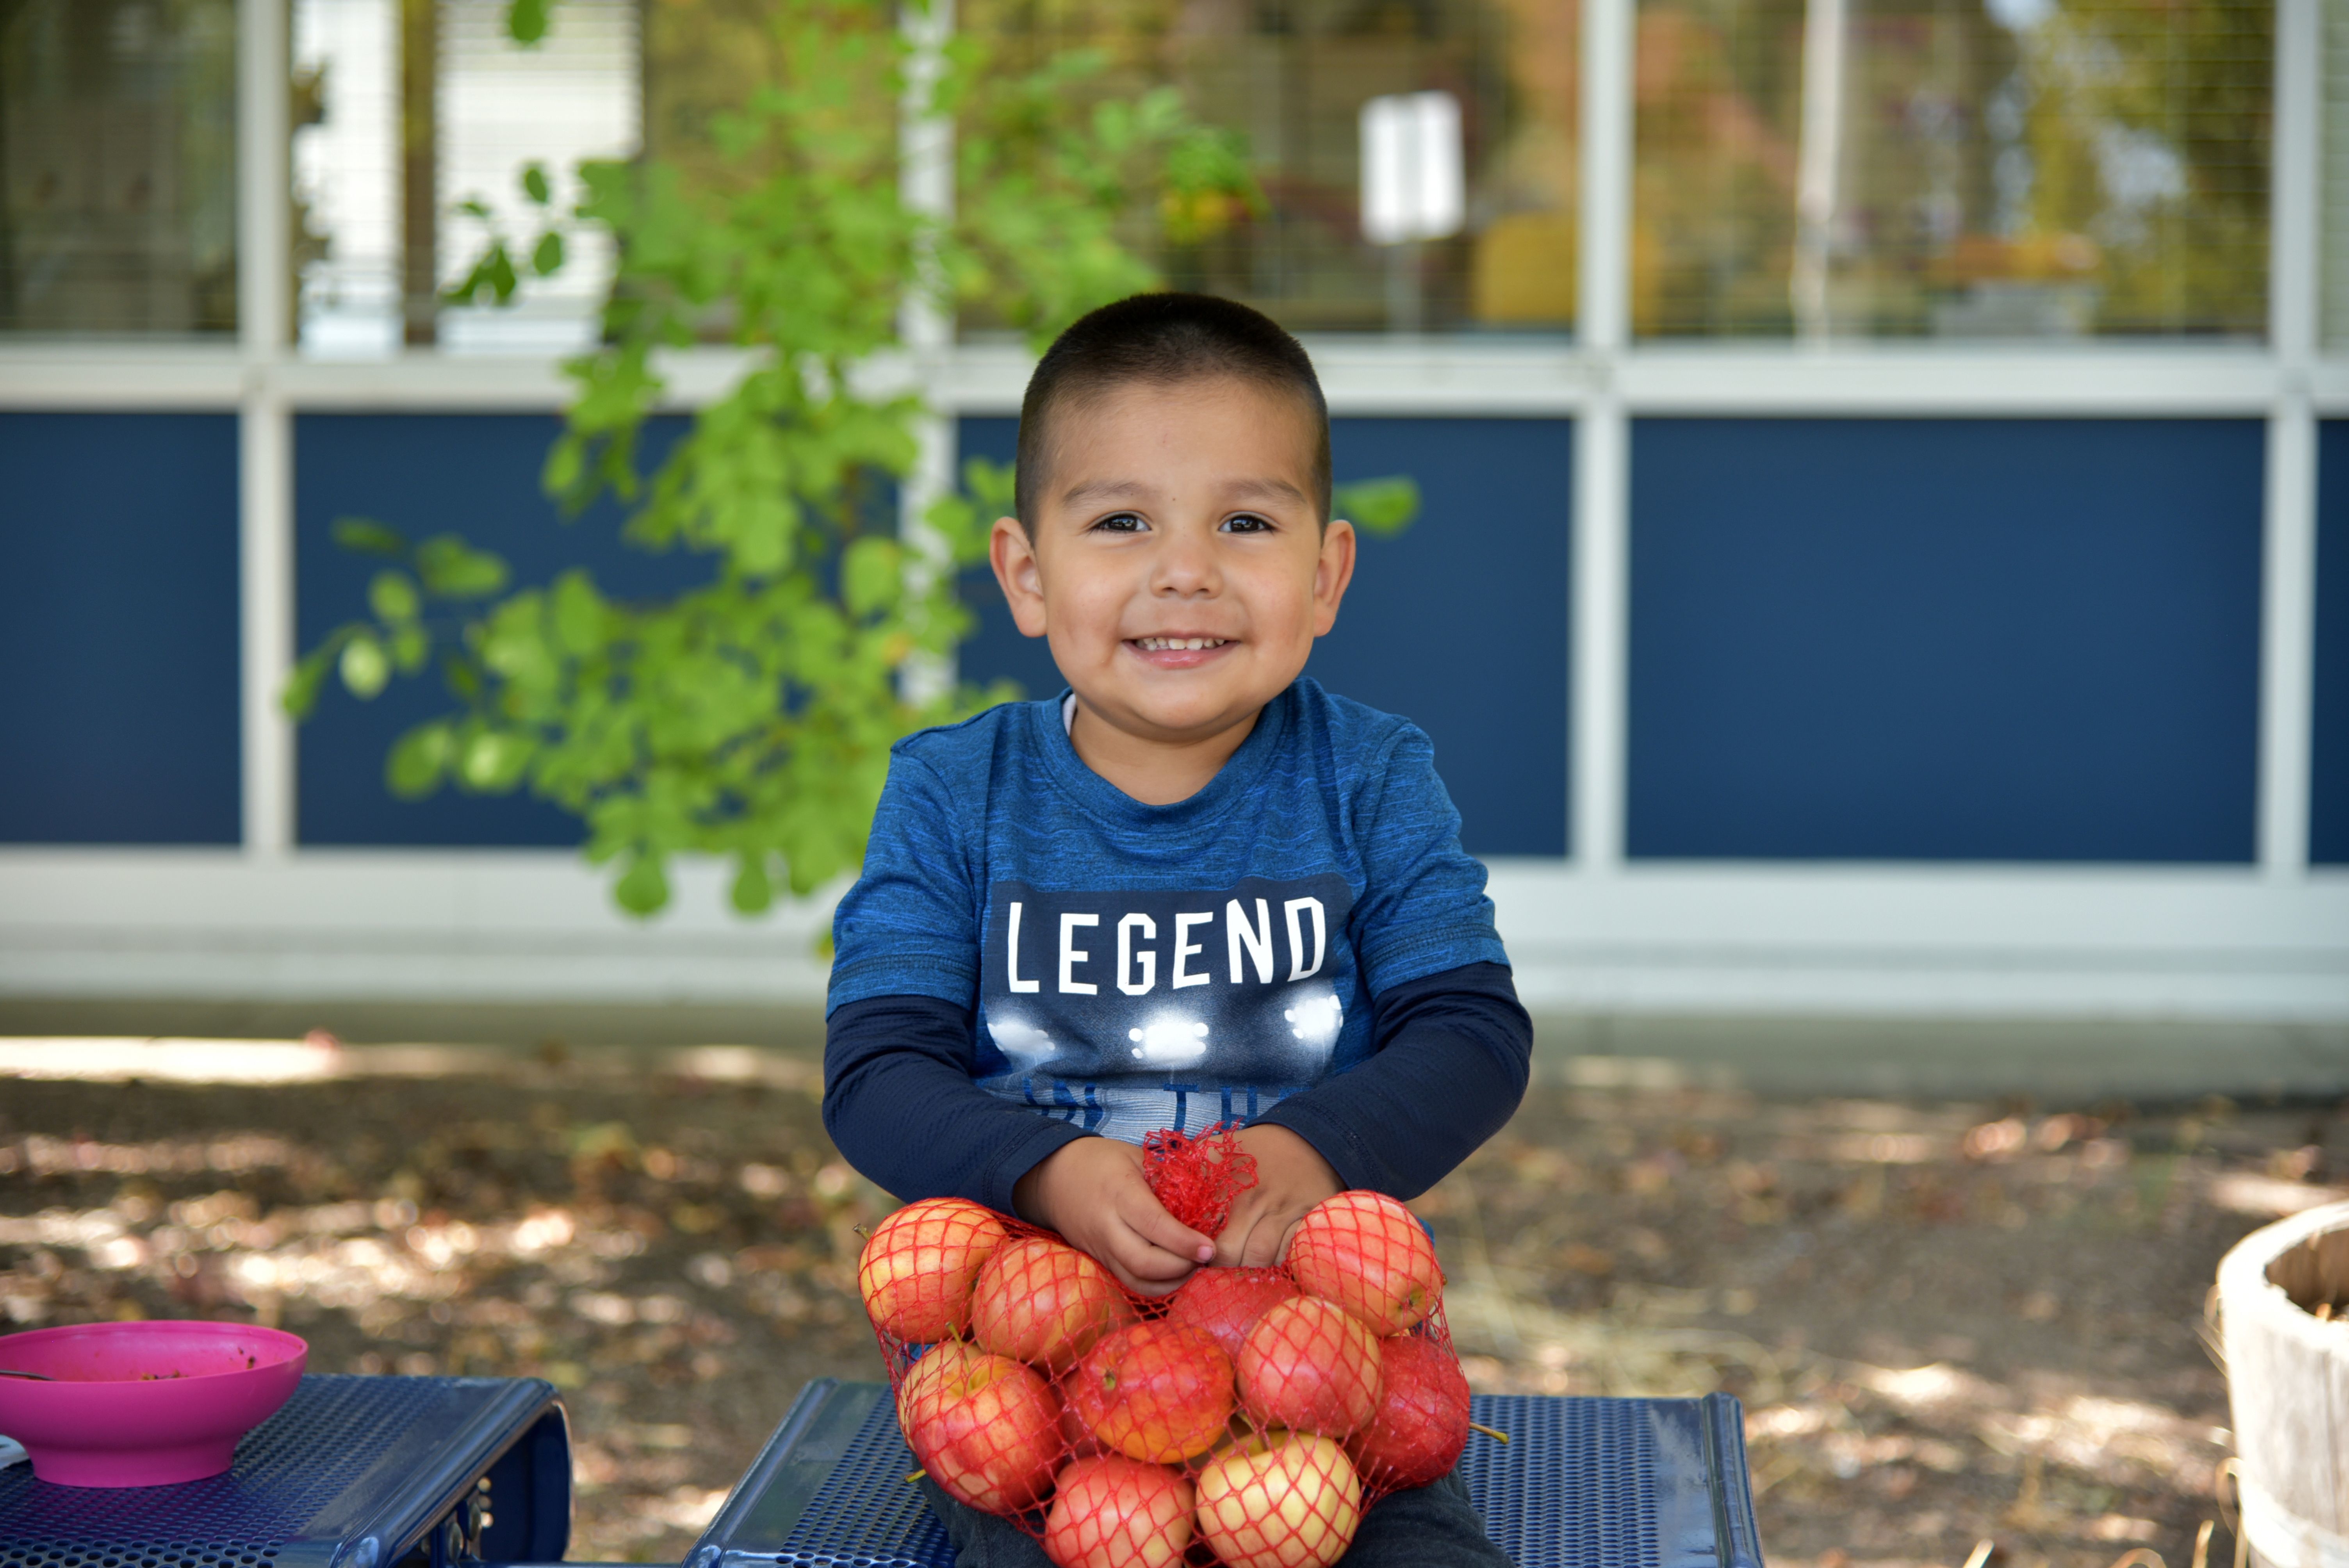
[
  {"left": 1221, "top": 513, "right": 1274, "bottom": 533},
  {"left": 1092, "top": 512, "right": 1148, "bottom": 533}
]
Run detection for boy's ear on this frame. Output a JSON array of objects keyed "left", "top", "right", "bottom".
[
  {"left": 989, "top": 515, "right": 1051, "bottom": 638},
  {"left": 1312, "top": 517, "right": 1357, "bottom": 636}
]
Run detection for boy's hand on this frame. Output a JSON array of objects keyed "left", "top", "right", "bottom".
[
  {"left": 1213, "top": 1124, "right": 1343, "bottom": 1268},
  {"left": 1013, "top": 1137, "right": 1216, "bottom": 1297}
]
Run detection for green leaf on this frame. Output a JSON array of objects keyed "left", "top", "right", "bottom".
[
  {"left": 521, "top": 162, "right": 553, "bottom": 205},
  {"left": 1331, "top": 475, "right": 1422, "bottom": 537},
  {"left": 369, "top": 570, "right": 421, "bottom": 624},
  {"left": 282, "top": 641, "right": 340, "bottom": 718},
  {"left": 387, "top": 722, "right": 456, "bottom": 798},
  {"left": 730, "top": 855, "right": 773, "bottom": 915},
  {"left": 339, "top": 634, "right": 391, "bottom": 699},
  {"left": 390, "top": 623, "right": 430, "bottom": 673},
  {"left": 415, "top": 535, "right": 511, "bottom": 598},
  {"left": 531, "top": 230, "right": 566, "bottom": 277},
  {"left": 615, "top": 853, "right": 671, "bottom": 917},
  {"left": 457, "top": 197, "right": 492, "bottom": 220},
  {"left": 458, "top": 728, "right": 535, "bottom": 792},
  {"left": 332, "top": 517, "right": 408, "bottom": 557},
  {"left": 843, "top": 536, "right": 903, "bottom": 617},
  {"left": 444, "top": 242, "right": 519, "bottom": 306},
  {"left": 550, "top": 570, "right": 604, "bottom": 655},
  {"left": 442, "top": 652, "right": 483, "bottom": 702},
  {"left": 963, "top": 457, "right": 1018, "bottom": 518},
  {"left": 506, "top": 0, "right": 551, "bottom": 45}
]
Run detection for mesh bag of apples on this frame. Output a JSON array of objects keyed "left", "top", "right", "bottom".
[{"left": 857, "top": 1126, "right": 1477, "bottom": 1568}]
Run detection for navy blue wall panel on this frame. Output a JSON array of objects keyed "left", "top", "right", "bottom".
[
  {"left": 1628, "top": 418, "right": 2264, "bottom": 862},
  {"left": 954, "top": 417, "right": 1063, "bottom": 703},
  {"left": 294, "top": 414, "right": 705, "bottom": 846},
  {"left": 957, "top": 415, "right": 1571, "bottom": 857},
  {"left": 0, "top": 412, "right": 241, "bottom": 843},
  {"left": 2315, "top": 422, "right": 2349, "bottom": 864}
]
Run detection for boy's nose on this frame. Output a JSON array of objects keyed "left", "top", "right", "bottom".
[{"left": 1150, "top": 528, "right": 1222, "bottom": 595}]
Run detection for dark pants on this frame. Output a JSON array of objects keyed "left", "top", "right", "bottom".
[{"left": 920, "top": 1467, "right": 1513, "bottom": 1567}]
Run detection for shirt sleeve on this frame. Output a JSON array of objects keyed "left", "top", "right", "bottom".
[
  {"left": 827, "top": 749, "right": 984, "bottom": 1011},
  {"left": 823, "top": 994, "right": 1094, "bottom": 1212},
  {"left": 1347, "top": 724, "right": 1511, "bottom": 998},
  {"left": 1254, "top": 960, "right": 1531, "bottom": 1199}
]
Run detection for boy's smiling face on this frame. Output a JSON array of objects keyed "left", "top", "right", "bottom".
[{"left": 989, "top": 376, "right": 1356, "bottom": 795}]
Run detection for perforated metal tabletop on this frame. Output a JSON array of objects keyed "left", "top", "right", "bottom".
[
  {"left": 687, "top": 1381, "right": 1765, "bottom": 1568},
  {"left": 0, "top": 1375, "right": 571, "bottom": 1568}
]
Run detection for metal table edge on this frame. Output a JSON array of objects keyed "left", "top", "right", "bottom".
[
  {"left": 275, "top": 1375, "right": 565, "bottom": 1568},
  {"left": 685, "top": 1377, "right": 852, "bottom": 1568},
  {"left": 1700, "top": 1392, "right": 1765, "bottom": 1568}
]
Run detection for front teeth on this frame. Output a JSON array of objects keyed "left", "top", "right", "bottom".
[{"left": 1135, "top": 637, "right": 1229, "bottom": 651}]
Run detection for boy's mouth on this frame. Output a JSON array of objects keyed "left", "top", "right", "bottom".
[
  {"left": 1126, "top": 634, "right": 1236, "bottom": 670},
  {"left": 1131, "top": 636, "right": 1230, "bottom": 652}
]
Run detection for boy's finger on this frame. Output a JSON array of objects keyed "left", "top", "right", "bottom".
[
  {"left": 1124, "top": 1195, "right": 1215, "bottom": 1265},
  {"left": 1211, "top": 1198, "right": 1269, "bottom": 1268},
  {"left": 1237, "top": 1213, "right": 1288, "bottom": 1269},
  {"left": 1106, "top": 1228, "right": 1197, "bottom": 1294}
]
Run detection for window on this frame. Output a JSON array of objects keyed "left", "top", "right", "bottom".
[
  {"left": 962, "top": 0, "right": 1579, "bottom": 335},
  {"left": 291, "top": 0, "right": 635, "bottom": 354},
  {"left": 1632, "top": 0, "right": 2270, "bottom": 339},
  {"left": 1, "top": 0, "right": 239, "bottom": 335}
]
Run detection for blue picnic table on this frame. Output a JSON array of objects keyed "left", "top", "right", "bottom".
[{"left": 686, "top": 1380, "right": 1768, "bottom": 1568}]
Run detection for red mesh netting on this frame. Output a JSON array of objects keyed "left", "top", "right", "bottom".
[
  {"left": 1141, "top": 1122, "right": 1258, "bottom": 1237},
  {"left": 857, "top": 1138, "right": 1471, "bottom": 1568}
]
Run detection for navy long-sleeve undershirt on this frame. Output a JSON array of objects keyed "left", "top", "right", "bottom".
[{"left": 822, "top": 960, "right": 1531, "bottom": 1215}]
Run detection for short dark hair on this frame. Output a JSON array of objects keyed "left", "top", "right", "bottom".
[{"left": 1014, "top": 292, "right": 1331, "bottom": 529}]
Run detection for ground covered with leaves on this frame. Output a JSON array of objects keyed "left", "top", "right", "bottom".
[{"left": 1, "top": 1044, "right": 2334, "bottom": 1566}]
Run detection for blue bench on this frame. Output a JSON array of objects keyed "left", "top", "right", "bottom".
[
  {"left": 687, "top": 1381, "right": 1768, "bottom": 1568},
  {"left": 0, "top": 1375, "right": 572, "bottom": 1568}
]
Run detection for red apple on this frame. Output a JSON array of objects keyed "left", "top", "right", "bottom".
[
  {"left": 1195, "top": 1431, "right": 1363, "bottom": 1568},
  {"left": 1041, "top": 1454, "right": 1194, "bottom": 1568},
  {"left": 1067, "top": 1321, "right": 1235, "bottom": 1463},
  {"left": 898, "top": 1340, "right": 1062, "bottom": 1514},
  {"left": 1346, "top": 1333, "right": 1471, "bottom": 1487},
  {"left": 1284, "top": 1191, "right": 1443, "bottom": 1333},
  {"left": 1236, "top": 1297, "right": 1382, "bottom": 1437},
  {"left": 859, "top": 1197, "right": 1008, "bottom": 1343},
  {"left": 1060, "top": 1397, "right": 1109, "bottom": 1461},
  {"left": 972, "top": 1237, "right": 1135, "bottom": 1373},
  {"left": 1165, "top": 1266, "right": 1299, "bottom": 1360}
]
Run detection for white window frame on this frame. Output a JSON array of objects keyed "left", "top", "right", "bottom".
[{"left": 0, "top": 0, "right": 2340, "bottom": 1019}]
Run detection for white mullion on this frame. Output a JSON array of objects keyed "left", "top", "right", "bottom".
[
  {"left": 1577, "top": 0, "right": 1633, "bottom": 361},
  {"left": 2263, "top": 406, "right": 2318, "bottom": 876},
  {"left": 2277, "top": 0, "right": 2322, "bottom": 363},
  {"left": 899, "top": 0, "right": 958, "bottom": 701},
  {"left": 1573, "top": 0, "right": 1634, "bottom": 871},
  {"left": 1572, "top": 403, "right": 1628, "bottom": 871},
  {"left": 239, "top": 0, "right": 295, "bottom": 857},
  {"left": 2263, "top": 0, "right": 2323, "bottom": 878}
]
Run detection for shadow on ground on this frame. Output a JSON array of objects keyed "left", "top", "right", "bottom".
[{"left": 1, "top": 1037, "right": 2333, "bottom": 1566}]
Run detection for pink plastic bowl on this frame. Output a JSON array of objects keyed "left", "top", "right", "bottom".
[{"left": 0, "top": 1320, "right": 307, "bottom": 1486}]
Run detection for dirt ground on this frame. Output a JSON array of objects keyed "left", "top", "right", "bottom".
[{"left": 2, "top": 1042, "right": 2337, "bottom": 1568}]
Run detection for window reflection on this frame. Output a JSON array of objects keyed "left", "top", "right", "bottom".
[
  {"left": 290, "top": 0, "right": 635, "bottom": 356},
  {"left": 1632, "top": 0, "right": 2269, "bottom": 339},
  {"left": 2320, "top": 0, "right": 2349, "bottom": 347},
  {"left": 961, "top": 0, "right": 1579, "bottom": 334},
  {"left": 1, "top": 0, "right": 239, "bottom": 336}
]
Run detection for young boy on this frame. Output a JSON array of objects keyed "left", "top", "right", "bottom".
[{"left": 823, "top": 292, "right": 1530, "bottom": 1564}]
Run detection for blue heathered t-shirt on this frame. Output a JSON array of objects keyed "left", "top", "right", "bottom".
[{"left": 827, "top": 678, "right": 1510, "bottom": 1146}]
